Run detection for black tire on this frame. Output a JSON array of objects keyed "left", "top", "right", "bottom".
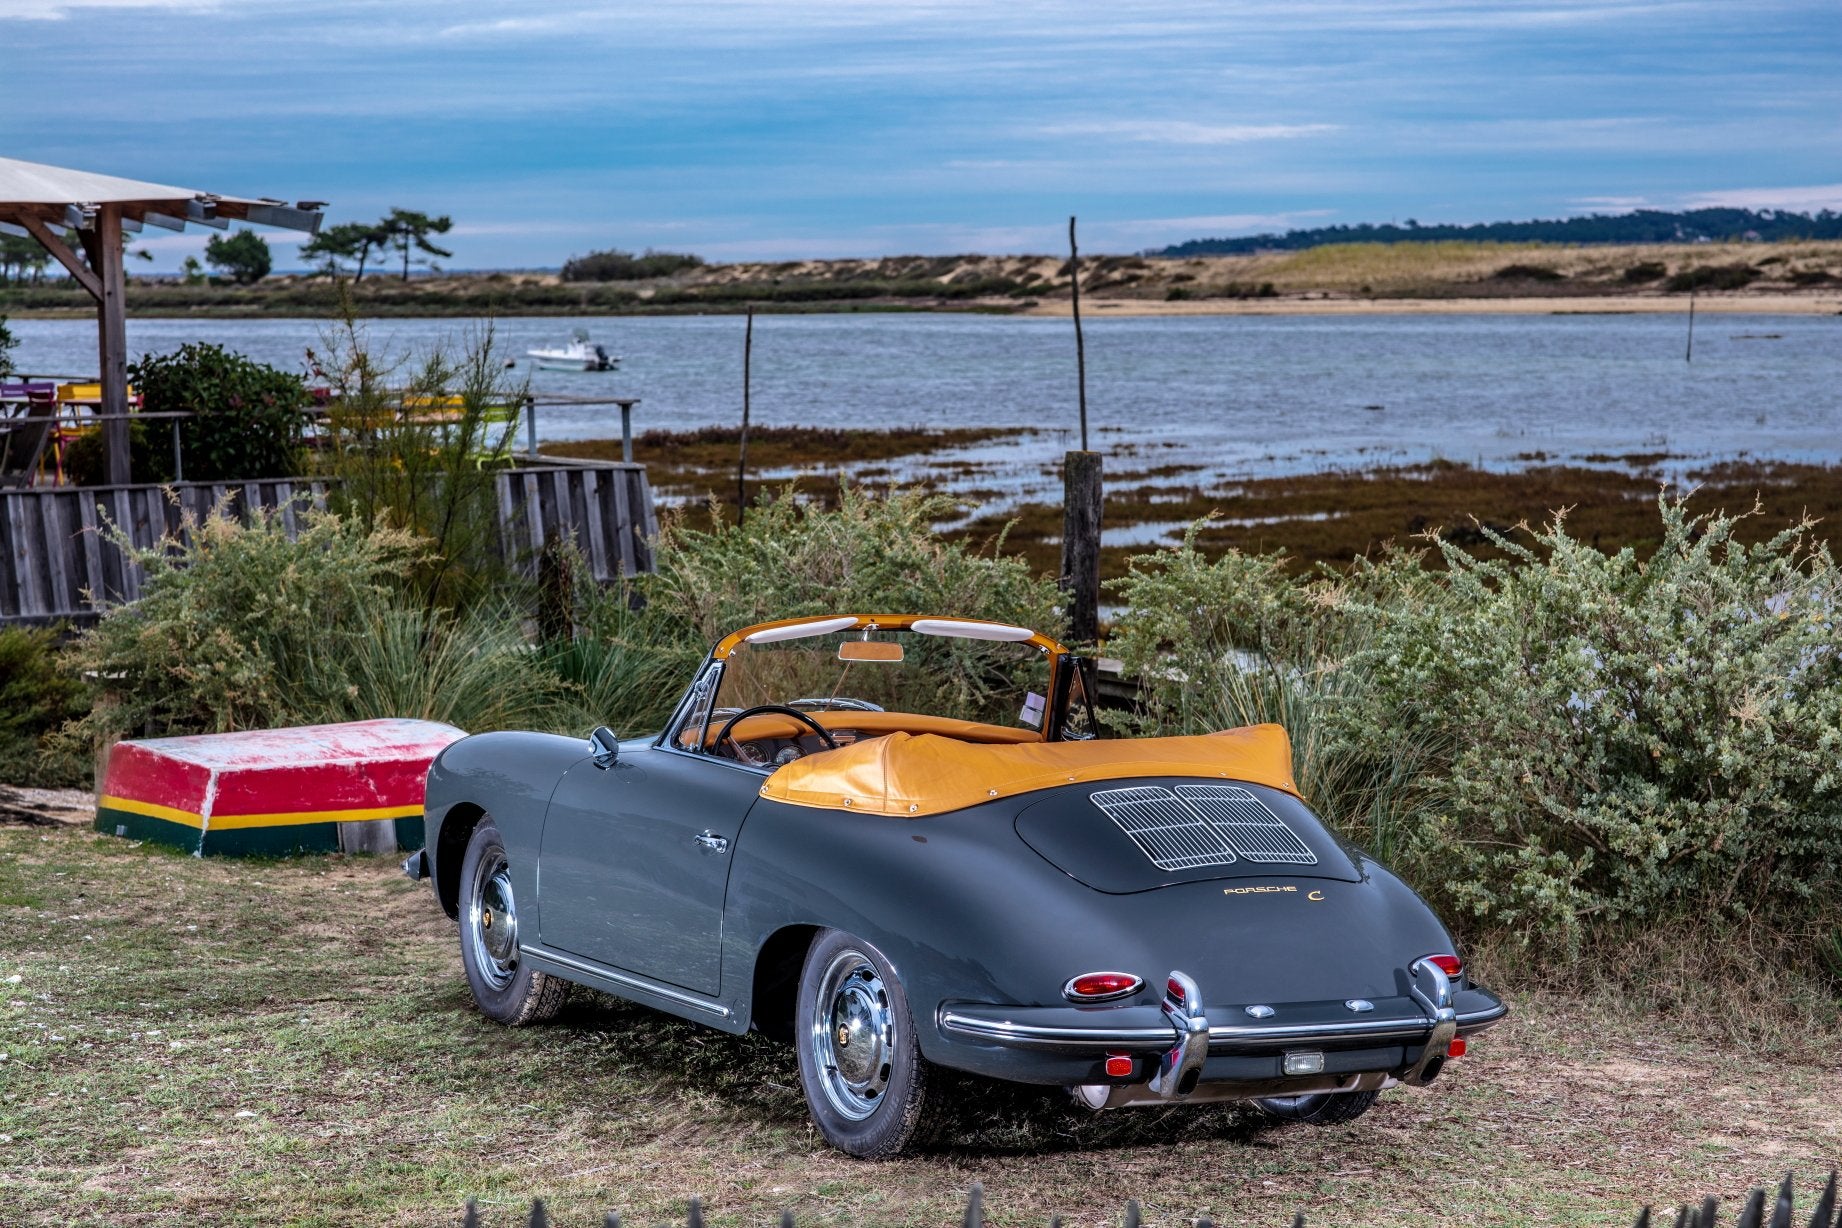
[
  {"left": 457, "top": 816, "right": 566, "bottom": 1026},
  {"left": 794, "top": 928, "right": 933, "bottom": 1158},
  {"left": 1254, "top": 1089, "right": 1379, "bottom": 1125}
]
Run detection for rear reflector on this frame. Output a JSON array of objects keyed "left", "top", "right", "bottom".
[
  {"left": 1447, "top": 1037, "right": 1467, "bottom": 1058},
  {"left": 1425, "top": 953, "right": 1463, "bottom": 978},
  {"left": 1104, "top": 1051, "right": 1134, "bottom": 1078},
  {"left": 1064, "top": 972, "right": 1143, "bottom": 1002}
]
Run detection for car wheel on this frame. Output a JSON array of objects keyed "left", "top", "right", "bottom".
[
  {"left": 795, "top": 928, "right": 932, "bottom": 1158},
  {"left": 458, "top": 816, "right": 566, "bottom": 1026},
  {"left": 1254, "top": 1089, "right": 1379, "bottom": 1125}
]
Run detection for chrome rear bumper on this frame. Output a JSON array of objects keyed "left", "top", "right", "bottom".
[{"left": 938, "top": 963, "right": 1506, "bottom": 1101}]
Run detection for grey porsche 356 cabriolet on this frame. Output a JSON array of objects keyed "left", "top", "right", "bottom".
[{"left": 407, "top": 613, "right": 1505, "bottom": 1157}]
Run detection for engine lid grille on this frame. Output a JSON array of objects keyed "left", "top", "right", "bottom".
[{"left": 1091, "top": 783, "right": 1318, "bottom": 872}]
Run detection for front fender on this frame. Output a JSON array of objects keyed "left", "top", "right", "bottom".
[{"left": 423, "top": 730, "right": 589, "bottom": 918}]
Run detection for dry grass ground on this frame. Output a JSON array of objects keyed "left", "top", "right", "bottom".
[{"left": 2, "top": 813, "right": 1838, "bottom": 1227}]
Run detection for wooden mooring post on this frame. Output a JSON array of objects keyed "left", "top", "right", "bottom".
[{"left": 1061, "top": 215, "right": 1102, "bottom": 645}]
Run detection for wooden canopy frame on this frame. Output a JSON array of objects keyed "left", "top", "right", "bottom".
[{"left": 0, "top": 156, "right": 323, "bottom": 484}]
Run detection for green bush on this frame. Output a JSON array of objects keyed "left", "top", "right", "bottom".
[
  {"left": 561, "top": 248, "right": 704, "bottom": 282},
  {"left": 0, "top": 626, "right": 87, "bottom": 787},
  {"left": 0, "top": 313, "right": 15, "bottom": 376},
  {"left": 1665, "top": 264, "right": 1760, "bottom": 292},
  {"left": 312, "top": 315, "right": 523, "bottom": 610},
  {"left": 61, "top": 417, "right": 176, "bottom": 486},
  {"left": 130, "top": 343, "right": 307, "bottom": 481},
  {"left": 1111, "top": 497, "right": 1842, "bottom": 960},
  {"left": 1623, "top": 261, "right": 1667, "bottom": 283},
  {"left": 641, "top": 485, "right": 1061, "bottom": 649}
]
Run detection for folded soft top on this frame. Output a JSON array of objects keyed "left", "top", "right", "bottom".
[{"left": 757, "top": 724, "right": 1298, "bottom": 817}]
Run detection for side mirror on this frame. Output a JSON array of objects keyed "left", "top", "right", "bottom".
[{"left": 590, "top": 725, "right": 620, "bottom": 768}]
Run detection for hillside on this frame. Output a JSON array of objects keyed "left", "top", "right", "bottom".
[
  {"left": 2, "top": 240, "right": 1840, "bottom": 318},
  {"left": 1160, "top": 207, "right": 1842, "bottom": 256}
]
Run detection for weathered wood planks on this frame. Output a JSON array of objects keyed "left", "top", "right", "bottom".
[{"left": 0, "top": 463, "right": 656, "bottom": 624}]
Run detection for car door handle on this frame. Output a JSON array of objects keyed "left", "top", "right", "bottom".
[{"left": 694, "top": 831, "right": 729, "bottom": 854}]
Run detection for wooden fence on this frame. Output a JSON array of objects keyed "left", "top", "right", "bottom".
[
  {"left": 467, "top": 1171, "right": 1840, "bottom": 1228},
  {"left": 0, "top": 461, "right": 657, "bottom": 624}
]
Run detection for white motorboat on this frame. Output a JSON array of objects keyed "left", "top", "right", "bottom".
[{"left": 526, "top": 329, "right": 619, "bottom": 372}]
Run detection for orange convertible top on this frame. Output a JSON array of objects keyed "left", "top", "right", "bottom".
[{"left": 758, "top": 724, "right": 1299, "bottom": 817}]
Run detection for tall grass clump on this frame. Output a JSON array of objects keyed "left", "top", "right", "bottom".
[
  {"left": 311, "top": 311, "right": 525, "bottom": 611},
  {"left": 642, "top": 484, "right": 1061, "bottom": 647},
  {"left": 1111, "top": 496, "right": 1842, "bottom": 994},
  {"left": 63, "top": 503, "right": 574, "bottom": 745}
]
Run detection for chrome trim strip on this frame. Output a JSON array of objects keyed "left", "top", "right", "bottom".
[
  {"left": 939, "top": 1010, "right": 1434, "bottom": 1049},
  {"left": 520, "top": 945, "right": 732, "bottom": 1019}
]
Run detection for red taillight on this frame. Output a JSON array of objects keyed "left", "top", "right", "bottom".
[
  {"left": 1104, "top": 1051, "right": 1134, "bottom": 1078},
  {"left": 1425, "top": 953, "right": 1463, "bottom": 978},
  {"left": 1447, "top": 1037, "right": 1468, "bottom": 1058},
  {"left": 1064, "top": 972, "right": 1144, "bottom": 1002}
]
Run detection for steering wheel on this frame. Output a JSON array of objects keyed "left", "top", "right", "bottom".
[{"left": 713, "top": 704, "right": 840, "bottom": 759}]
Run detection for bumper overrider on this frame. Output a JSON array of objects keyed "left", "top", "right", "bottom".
[{"left": 938, "top": 959, "right": 1506, "bottom": 1109}]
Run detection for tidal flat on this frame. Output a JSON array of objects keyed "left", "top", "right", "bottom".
[{"left": 545, "top": 426, "right": 1842, "bottom": 580}]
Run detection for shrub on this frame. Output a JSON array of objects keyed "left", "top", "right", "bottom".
[
  {"left": 203, "top": 229, "right": 272, "bottom": 284},
  {"left": 0, "top": 626, "right": 87, "bottom": 787},
  {"left": 62, "top": 503, "right": 588, "bottom": 745},
  {"left": 1623, "top": 261, "right": 1667, "bottom": 283},
  {"left": 561, "top": 248, "right": 704, "bottom": 282},
  {"left": 641, "top": 485, "right": 1061, "bottom": 649},
  {"left": 311, "top": 315, "right": 523, "bottom": 610},
  {"left": 130, "top": 343, "right": 307, "bottom": 481},
  {"left": 1665, "top": 264, "right": 1760, "bottom": 292},
  {"left": 0, "top": 313, "right": 15, "bottom": 376},
  {"left": 1491, "top": 263, "right": 1565, "bottom": 282},
  {"left": 1110, "top": 497, "right": 1842, "bottom": 963},
  {"left": 60, "top": 417, "right": 176, "bottom": 486}
]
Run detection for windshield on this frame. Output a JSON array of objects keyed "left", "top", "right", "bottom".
[{"left": 718, "top": 629, "right": 1055, "bottom": 731}]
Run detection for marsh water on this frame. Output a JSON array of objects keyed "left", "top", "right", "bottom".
[{"left": 11, "top": 311, "right": 1839, "bottom": 491}]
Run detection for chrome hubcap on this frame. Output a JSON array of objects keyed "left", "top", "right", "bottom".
[
  {"left": 467, "top": 851, "right": 518, "bottom": 990},
  {"left": 810, "top": 950, "right": 894, "bottom": 1121}
]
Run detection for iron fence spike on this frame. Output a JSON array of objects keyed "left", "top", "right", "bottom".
[
  {"left": 1050, "top": 1217, "right": 1063, "bottom": 1228},
  {"left": 1704, "top": 1195, "right": 1724, "bottom": 1228},
  {"left": 604, "top": 1214, "right": 620, "bottom": 1228},
  {"left": 1196, "top": 1217, "right": 1213, "bottom": 1228},
  {"left": 1773, "top": 1173, "right": 1796, "bottom": 1228},
  {"left": 965, "top": 1184, "right": 985, "bottom": 1228},
  {"left": 1634, "top": 1207, "right": 1651, "bottom": 1228},
  {"left": 1292, "top": 1214, "right": 1306, "bottom": 1228},
  {"left": 529, "top": 1197, "right": 550, "bottom": 1228},
  {"left": 781, "top": 1210, "right": 796, "bottom": 1228},
  {"left": 1124, "top": 1198, "right": 1141, "bottom": 1228},
  {"left": 1812, "top": 1170, "right": 1839, "bottom": 1228},
  {"left": 689, "top": 1196, "right": 705, "bottom": 1228},
  {"left": 463, "top": 1198, "right": 479, "bottom": 1228},
  {"left": 1739, "top": 1188, "right": 1767, "bottom": 1228},
  {"left": 1672, "top": 1205, "right": 1689, "bottom": 1228}
]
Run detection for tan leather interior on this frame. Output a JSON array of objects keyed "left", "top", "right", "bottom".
[
  {"left": 757, "top": 724, "right": 1300, "bottom": 816},
  {"left": 687, "top": 710, "right": 1042, "bottom": 749}
]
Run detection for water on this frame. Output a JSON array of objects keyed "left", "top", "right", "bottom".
[{"left": 10, "top": 311, "right": 1839, "bottom": 490}]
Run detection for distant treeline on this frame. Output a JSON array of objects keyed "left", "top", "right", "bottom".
[{"left": 1159, "top": 208, "right": 1842, "bottom": 256}]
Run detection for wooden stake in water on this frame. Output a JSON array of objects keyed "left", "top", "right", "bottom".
[
  {"left": 1069, "top": 215, "right": 1089, "bottom": 451},
  {"left": 1685, "top": 288, "right": 1696, "bottom": 363},
  {"left": 1061, "top": 215, "right": 1102, "bottom": 644},
  {"left": 738, "top": 306, "right": 753, "bottom": 524}
]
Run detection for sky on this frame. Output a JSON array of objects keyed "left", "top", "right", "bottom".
[{"left": 2, "top": 0, "right": 1839, "bottom": 271}]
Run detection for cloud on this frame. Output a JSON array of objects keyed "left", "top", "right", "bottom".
[
  {"left": 1569, "top": 184, "right": 1842, "bottom": 214},
  {"left": 2, "top": 0, "right": 219, "bottom": 17},
  {"left": 1038, "top": 121, "right": 1340, "bottom": 146}
]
